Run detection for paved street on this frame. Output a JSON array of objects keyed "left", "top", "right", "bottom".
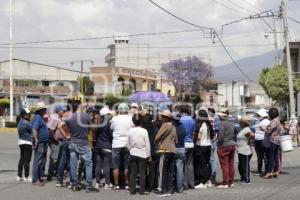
[{"left": 1, "top": 133, "right": 300, "bottom": 200}]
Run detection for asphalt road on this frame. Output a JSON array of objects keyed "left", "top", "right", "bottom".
[{"left": 0, "top": 133, "right": 300, "bottom": 200}]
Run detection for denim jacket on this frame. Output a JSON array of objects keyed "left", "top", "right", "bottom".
[{"left": 17, "top": 118, "right": 33, "bottom": 142}]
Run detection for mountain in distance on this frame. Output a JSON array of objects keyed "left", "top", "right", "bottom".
[{"left": 213, "top": 51, "right": 276, "bottom": 83}]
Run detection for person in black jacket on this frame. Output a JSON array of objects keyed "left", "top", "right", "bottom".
[
  {"left": 141, "top": 109, "right": 159, "bottom": 192},
  {"left": 95, "top": 107, "right": 113, "bottom": 190}
]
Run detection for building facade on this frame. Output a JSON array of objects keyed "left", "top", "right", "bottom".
[
  {"left": 0, "top": 59, "right": 86, "bottom": 115},
  {"left": 217, "top": 81, "right": 271, "bottom": 108}
]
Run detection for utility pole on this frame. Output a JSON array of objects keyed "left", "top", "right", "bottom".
[
  {"left": 272, "top": 15, "right": 280, "bottom": 65},
  {"left": 9, "top": 0, "right": 13, "bottom": 122},
  {"left": 71, "top": 60, "right": 94, "bottom": 95},
  {"left": 281, "top": 0, "right": 296, "bottom": 117}
]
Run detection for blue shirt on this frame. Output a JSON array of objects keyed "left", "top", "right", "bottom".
[
  {"left": 180, "top": 116, "right": 196, "bottom": 144},
  {"left": 18, "top": 118, "right": 33, "bottom": 142},
  {"left": 32, "top": 114, "right": 49, "bottom": 143},
  {"left": 66, "top": 112, "right": 91, "bottom": 146}
]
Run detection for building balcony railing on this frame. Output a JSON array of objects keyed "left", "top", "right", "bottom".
[{"left": 0, "top": 86, "right": 72, "bottom": 96}]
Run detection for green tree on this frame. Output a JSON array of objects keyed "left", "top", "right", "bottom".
[
  {"left": 259, "top": 65, "right": 300, "bottom": 104},
  {"left": 79, "top": 76, "right": 94, "bottom": 96},
  {"left": 104, "top": 94, "right": 122, "bottom": 109}
]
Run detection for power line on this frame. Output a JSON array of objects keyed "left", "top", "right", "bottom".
[
  {"left": 147, "top": 0, "right": 213, "bottom": 30},
  {"left": 288, "top": 16, "right": 300, "bottom": 24},
  {"left": 211, "top": 0, "right": 246, "bottom": 15},
  {"left": 146, "top": 0, "right": 254, "bottom": 82},
  {"left": 0, "top": 43, "right": 273, "bottom": 50},
  {"left": 0, "top": 29, "right": 203, "bottom": 46},
  {"left": 227, "top": 0, "right": 256, "bottom": 14}
]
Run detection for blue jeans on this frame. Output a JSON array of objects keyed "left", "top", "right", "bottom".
[
  {"left": 57, "top": 140, "right": 71, "bottom": 183},
  {"left": 175, "top": 148, "right": 185, "bottom": 192},
  {"left": 210, "top": 141, "right": 217, "bottom": 179},
  {"left": 48, "top": 139, "right": 61, "bottom": 177},
  {"left": 32, "top": 143, "right": 48, "bottom": 183},
  {"left": 69, "top": 143, "right": 93, "bottom": 189}
]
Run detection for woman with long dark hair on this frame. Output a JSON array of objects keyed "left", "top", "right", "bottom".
[
  {"left": 17, "top": 108, "right": 33, "bottom": 183},
  {"left": 194, "top": 108, "right": 214, "bottom": 189},
  {"left": 263, "top": 107, "right": 282, "bottom": 179}
]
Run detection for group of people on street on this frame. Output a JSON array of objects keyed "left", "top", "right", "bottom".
[{"left": 16, "top": 100, "right": 296, "bottom": 196}]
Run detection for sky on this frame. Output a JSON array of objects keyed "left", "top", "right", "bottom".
[{"left": 0, "top": 0, "right": 300, "bottom": 72}]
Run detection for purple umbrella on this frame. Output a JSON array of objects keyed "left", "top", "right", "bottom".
[{"left": 128, "top": 91, "right": 172, "bottom": 104}]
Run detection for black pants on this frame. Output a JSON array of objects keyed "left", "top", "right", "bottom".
[
  {"left": 147, "top": 154, "right": 159, "bottom": 191},
  {"left": 158, "top": 153, "right": 175, "bottom": 193},
  {"left": 194, "top": 146, "right": 211, "bottom": 185},
  {"left": 129, "top": 155, "right": 147, "bottom": 194},
  {"left": 238, "top": 153, "right": 252, "bottom": 183},
  {"left": 254, "top": 140, "right": 267, "bottom": 174},
  {"left": 184, "top": 148, "right": 195, "bottom": 189},
  {"left": 266, "top": 143, "right": 280, "bottom": 173},
  {"left": 18, "top": 144, "right": 33, "bottom": 178},
  {"left": 95, "top": 149, "right": 112, "bottom": 184}
]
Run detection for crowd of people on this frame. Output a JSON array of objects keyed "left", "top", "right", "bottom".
[{"left": 16, "top": 100, "right": 298, "bottom": 196}]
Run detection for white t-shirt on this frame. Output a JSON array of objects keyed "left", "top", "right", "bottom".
[
  {"left": 196, "top": 123, "right": 211, "bottom": 146},
  {"left": 111, "top": 114, "right": 134, "bottom": 148},
  {"left": 255, "top": 119, "right": 270, "bottom": 140},
  {"left": 127, "top": 127, "right": 151, "bottom": 159},
  {"left": 237, "top": 127, "right": 252, "bottom": 155}
]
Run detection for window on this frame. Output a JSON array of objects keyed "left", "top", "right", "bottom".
[
  {"left": 42, "top": 81, "right": 49, "bottom": 86},
  {"left": 14, "top": 80, "right": 39, "bottom": 87}
]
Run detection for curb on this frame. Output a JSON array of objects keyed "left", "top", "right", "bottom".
[{"left": 0, "top": 128, "right": 17, "bottom": 134}]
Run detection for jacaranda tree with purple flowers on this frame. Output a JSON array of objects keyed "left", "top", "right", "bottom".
[{"left": 161, "top": 56, "right": 213, "bottom": 98}]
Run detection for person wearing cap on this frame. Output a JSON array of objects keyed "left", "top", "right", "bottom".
[
  {"left": 172, "top": 111, "right": 186, "bottom": 193},
  {"left": 56, "top": 105, "right": 73, "bottom": 188},
  {"left": 110, "top": 103, "right": 134, "bottom": 191},
  {"left": 194, "top": 109, "right": 214, "bottom": 189},
  {"left": 254, "top": 109, "right": 270, "bottom": 176},
  {"left": 127, "top": 113, "right": 151, "bottom": 195},
  {"left": 31, "top": 102, "right": 49, "bottom": 186},
  {"left": 237, "top": 116, "right": 255, "bottom": 184},
  {"left": 216, "top": 108, "right": 236, "bottom": 189},
  {"left": 154, "top": 110, "right": 177, "bottom": 197},
  {"left": 46, "top": 104, "right": 67, "bottom": 181},
  {"left": 179, "top": 105, "right": 196, "bottom": 190},
  {"left": 17, "top": 108, "right": 33, "bottom": 183},
  {"left": 95, "top": 107, "right": 113, "bottom": 190}
]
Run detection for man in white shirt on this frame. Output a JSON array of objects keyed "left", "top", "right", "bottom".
[{"left": 111, "top": 103, "right": 134, "bottom": 191}]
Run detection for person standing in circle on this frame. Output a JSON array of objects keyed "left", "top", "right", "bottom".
[
  {"left": 237, "top": 116, "right": 255, "bottom": 184},
  {"left": 17, "top": 108, "right": 33, "bottom": 183}
]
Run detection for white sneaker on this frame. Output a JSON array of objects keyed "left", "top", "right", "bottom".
[
  {"left": 207, "top": 180, "right": 212, "bottom": 188},
  {"left": 217, "top": 184, "right": 229, "bottom": 189},
  {"left": 16, "top": 176, "right": 23, "bottom": 182},
  {"left": 95, "top": 183, "right": 100, "bottom": 190},
  {"left": 104, "top": 183, "right": 113, "bottom": 189},
  {"left": 23, "top": 177, "right": 32, "bottom": 183},
  {"left": 195, "top": 183, "right": 207, "bottom": 189},
  {"left": 229, "top": 183, "right": 235, "bottom": 188}
]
